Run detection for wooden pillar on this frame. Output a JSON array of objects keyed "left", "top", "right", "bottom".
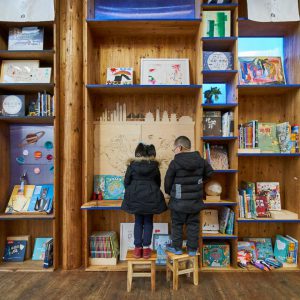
[{"left": 60, "top": 0, "right": 83, "bottom": 269}]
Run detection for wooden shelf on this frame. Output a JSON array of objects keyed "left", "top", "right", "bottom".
[
  {"left": 0, "top": 116, "right": 55, "bottom": 124},
  {"left": 202, "top": 3, "right": 238, "bottom": 11},
  {"left": 202, "top": 233, "right": 238, "bottom": 239},
  {"left": 0, "top": 50, "right": 54, "bottom": 63},
  {"left": 201, "top": 266, "right": 237, "bottom": 272},
  {"left": 240, "top": 264, "right": 300, "bottom": 272},
  {"left": 204, "top": 200, "right": 237, "bottom": 206},
  {"left": 86, "top": 84, "right": 202, "bottom": 96},
  {"left": 203, "top": 70, "right": 238, "bottom": 83},
  {"left": 0, "top": 213, "right": 55, "bottom": 220},
  {"left": 81, "top": 200, "right": 122, "bottom": 210},
  {"left": 213, "top": 169, "right": 238, "bottom": 173},
  {"left": 238, "top": 84, "right": 300, "bottom": 96},
  {"left": 202, "top": 103, "right": 238, "bottom": 110},
  {"left": 238, "top": 18, "right": 299, "bottom": 37},
  {"left": 238, "top": 153, "right": 300, "bottom": 157},
  {"left": 86, "top": 19, "right": 201, "bottom": 37},
  {"left": 202, "top": 37, "right": 237, "bottom": 51},
  {"left": 238, "top": 218, "right": 300, "bottom": 223},
  {"left": 0, "top": 21, "right": 54, "bottom": 29},
  {"left": 0, "top": 260, "right": 53, "bottom": 272},
  {"left": 202, "top": 136, "right": 238, "bottom": 141},
  {"left": 0, "top": 83, "right": 54, "bottom": 93}
]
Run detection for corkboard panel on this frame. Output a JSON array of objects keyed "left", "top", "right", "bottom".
[{"left": 92, "top": 35, "right": 197, "bottom": 85}]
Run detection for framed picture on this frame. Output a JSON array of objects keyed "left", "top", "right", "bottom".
[
  {"left": 238, "top": 57, "right": 286, "bottom": 85},
  {"left": 106, "top": 67, "right": 133, "bottom": 85},
  {"left": 203, "top": 51, "right": 233, "bottom": 71},
  {"left": 140, "top": 58, "right": 190, "bottom": 85},
  {"left": 1, "top": 95, "right": 25, "bottom": 116},
  {"left": 203, "top": 11, "right": 231, "bottom": 38}
]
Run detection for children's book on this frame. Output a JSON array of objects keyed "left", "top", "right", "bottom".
[
  {"left": 274, "top": 235, "right": 289, "bottom": 263},
  {"left": 256, "top": 182, "right": 281, "bottom": 211},
  {"left": 28, "top": 184, "right": 54, "bottom": 213},
  {"left": 238, "top": 241, "right": 257, "bottom": 261},
  {"left": 203, "top": 243, "right": 230, "bottom": 267},
  {"left": 285, "top": 235, "right": 298, "bottom": 265},
  {"left": 203, "top": 111, "right": 222, "bottom": 136},
  {"left": 6, "top": 235, "right": 31, "bottom": 259},
  {"left": 219, "top": 207, "right": 231, "bottom": 234},
  {"left": 106, "top": 67, "right": 133, "bottom": 85},
  {"left": 153, "top": 234, "right": 171, "bottom": 265},
  {"left": 255, "top": 195, "right": 271, "bottom": 218},
  {"left": 202, "top": 209, "right": 219, "bottom": 233},
  {"left": 276, "top": 122, "right": 291, "bottom": 153},
  {"left": 3, "top": 240, "right": 27, "bottom": 262},
  {"left": 203, "top": 11, "right": 231, "bottom": 38},
  {"left": 225, "top": 211, "right": 234, "bottom": 235},
  {"left": 258, "top": 123, "right": 280, "bottom": 153},
  {"left": 243, "top": 238, "right": 274, "bottom": 260},
  {"left": 43, "top": 238, "right": 54, "bottom": 268},
  {"left": 209, "top": 144, "right": 229, "bottom": 170},
  {"left": 32, "top": 237, "right": 53, "bottom": 261},
  {"left": 94, "top": 175, "right": 125, "bottom": 200},
  {"left": 203, "top": 51, "right": 233, "bottom": 71}
]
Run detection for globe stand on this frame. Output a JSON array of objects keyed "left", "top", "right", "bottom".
[{"left": 205, "top": 195, "right": 221, "bottom": 202}]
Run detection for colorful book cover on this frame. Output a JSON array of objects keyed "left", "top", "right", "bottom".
[
  {"left": 202, "top": 209, "right": 219, "bottom": 233},
  {"left": 238, "top": 241, "right": 257, "bottom": 261},
  {"left": 203, "top": 111, "right": 222, "bottom": 136},
  {"left": 203, "top": 51, "right": 233, "bottom": 70},
  {"left": 28, "top": 184, "right": 54, "bottom": 213},
  {"left": 274, "top": 235, "right": 289, "bottom": 263},
  {"left": 244, "top": 238, "right": 274, "bottom": 260},
  {"left": 203, "top": 243, "right": 230, "bottom": 267},
  {"left": 153, "top": 234, "right": 171, "bottom": 265},
  {"left": 104, "top": 176, "right": 125, "bottom": 200},
  {"left": 106, "top": 67, "right": 133, "bottom": 85},
  {"left": 5, "top": 185, "right": 35, "bottom": 213},
  {"left": 94, "top": 175, "right": 106, "bottom": 194},
  {"left": 225, "top": 211, "right": 234, "bottom": 235},
  {"left": 258, "top": 123, "right": 280, "bottom": 153},
  {"left": 256, "top": 182, "right": 281, "bottom": 211},
  {"left": 276, "top": 122, "right": 291, "bottom": 153},
  {"left": 43, "top": 239, "right": 54, "bottom": 268},
  {"left": 3, "top": 240, "right": 27, "bottom": 262},
  {"left": 203, "top": 11, "right": 231, "bottom": 38},
  {"left": 219, "top": 207, "right": 231, "bottom": 234},
  {"left": 285, "top": 235, "right": 298, "bottom": 264},
  {"left": 32, "top": 237, "right": 53, "bottom": 261},
  {"left": 255, "top": 195, "right": 271, "bottom": 218}
]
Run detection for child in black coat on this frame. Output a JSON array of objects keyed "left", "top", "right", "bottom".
[{"left": 121, "top": 143, "right": 167, "bottom": 259}]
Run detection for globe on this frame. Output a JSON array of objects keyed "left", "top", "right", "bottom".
[{"left": 205, "top": 181, "right": 222, "bottom": 196}]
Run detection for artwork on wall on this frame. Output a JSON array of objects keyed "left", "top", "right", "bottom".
[
  {"left": 203, "top": 84, "right": 226, "bottom": 104},
  {"left": 140, "top": 58, "right": 190, "bottom": 85},
  {"left": 203, "top": 52, "right": 234, "bottom": 71},
  {"left": 238, "top": 57, "right": 286, "bottom": 85},
  {"left": 203, "top": 11, "right": 231, "bottom": 37},
  {"left": 106, "top": 68, "right": 133, "bottom": 85}
]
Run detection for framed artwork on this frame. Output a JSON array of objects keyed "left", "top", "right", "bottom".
[
  {"left": 238, "top": 57, "right": 286, "bottom": 85},
  {"left": 203, "top": 52, "right": 233, "bottom": 71},
  {"left": 203, "top": 11, "right": 231, "bottom": 37},
  {"left": 140, "top": 58, "right": 190, "bottom": 85},
  {"left": 106, "top": 67, "right": 133, "bottom": 85}
]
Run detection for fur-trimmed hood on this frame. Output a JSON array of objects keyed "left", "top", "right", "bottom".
[{"left": 126, "top": 157, "right": 161, "bottom": 166}]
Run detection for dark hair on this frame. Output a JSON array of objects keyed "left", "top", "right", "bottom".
[
  {"left": 146, "top": 144, "right": 156, "bottom": 158},
  {"left": 135, "top": 143, "right": 147, "bottom": 158},
  {"left": 174, "top": 136, "right": 191, "bottom": 150}
]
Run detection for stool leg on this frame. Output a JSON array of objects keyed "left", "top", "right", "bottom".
[
  {"left": 193, "top": 256, "right": 199, "bottom": 286},
  {"left": 127, "top": 262, "right": 133, "bottom": 292},
  {"left": 151, "top": 261, "right": 156, "bottom": 292},
  {"left": 186, "top": 260, "right": 191, "bottom": 278},
  {"left": 173, "top": 260, "right": 179, "bottom": 291},
  {"left": 166, "top": 257, "right": 171, "bottom": 282}
]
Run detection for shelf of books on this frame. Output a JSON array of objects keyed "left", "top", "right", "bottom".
[
  {"left": 82, "top": 0, "right": 300, "bottom": 273},
  {"left": 0, "top": 1, "right": 59, "bottom": 271}
]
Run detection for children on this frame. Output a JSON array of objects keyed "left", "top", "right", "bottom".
[
  {"left": 121, "top": 143, "right": 167, "bottom": 259},
  {"left": 164, "top": 136, "right": 213, "bottom": 256}
]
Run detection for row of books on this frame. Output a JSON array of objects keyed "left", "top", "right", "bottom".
[
  {"left": 90, "top": 231, "right": 119, "bottom": 259},
  {"left": 202, "top": 207, "right": 235, "bottom": 235},
  {"left": 203, "top": 143, "right": 229, "bottom": 170},
  {"left": 28, "top": 92, "right": 55, "bottom": 117},
  {"left": 203, "top": 111, "right": 234, "bottom": 137},
  {"left": 3, "top": 236, "right": 53, "bottom": 268}
]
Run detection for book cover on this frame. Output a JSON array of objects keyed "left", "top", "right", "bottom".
[
  {"left": 244, "top": 238, "right": 274, "bottom": 260},
  {"left": 225, "top": 211, "right": 234, "bottom": 235},
  {"left": 285, "top": 235, "right": 298, "bottom": 264},
  {"left": 203, "top": 243, "right": 230, "bottom": 267},
  {"left": 256, "top": 182, "right": 281, "bottom": 211},
  {"left": 3, "top": 240, "right": 27, "bottom": 262},
  {"left": 238, "top": 241, "right": 257, "bottom": 261},
  {"left": 6, "top": 235, "right": 31, "bottom": 259},
  {"left": 28, "top": 184, "right": 54, "bottom": 213},
  {"left": 209, "top": 144, "right": 229, "bottom": 170},
  {"left": 43, "top": 238, "right": 53, "bottom": 268},
  {"left": 258, "top": 123, "right": 280, "bottom": 153},
  {"left": 255, "top": 195, "right": 271, "bottom": 218},
  {"left": 276, "top": 122, "right": 291, "bottom": 153},
  {"left": 202, "top": 209, "right": 219, "bottom": 233},
  {"left": 203, "top": 11, "right": 231, "bottom": 38},
  {"left": 274, "top": 235, "right": 289, "bottom": 263},
  {"left": 203, "top": 111, "right": 222, "bottom": 136},
  {"left": 32, "top": 237, "right": 53, "bottom": 261},
  {"left": 219, "top": 207, "right": 231, "bottom": 234},
  {"left": 153, "top": 234, "right": 171, "bottom": 265},
  {"left": 106, "top": 67, "right": 133, "bottom": 85},
  {"left": 203, "top": 51, "right": 233, "bottom": 70},
  {"left": 104, "top": 176, "right": 125, "bottom": 200}
]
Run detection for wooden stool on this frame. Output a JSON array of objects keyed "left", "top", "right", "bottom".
[
  {"left": 126, "top": 250, "right": 157, "bottom": 292},
  {"left": 166, "top": 251, "right": 199, "bottom": 290}
]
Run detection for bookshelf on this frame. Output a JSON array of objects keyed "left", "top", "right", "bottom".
[
  {"left": 82, "top": 0, "right": 300, "bottom": 272},
  {"left": 0, "top": 1, "right": 59, "bottom": 271}
]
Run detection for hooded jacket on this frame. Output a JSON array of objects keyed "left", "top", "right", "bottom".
[
  {"left": 121, "top": 157, "right": 167, "bottom": 215},
  {"left": 164, "top": 151, "right": 214, "bottom": 213}
]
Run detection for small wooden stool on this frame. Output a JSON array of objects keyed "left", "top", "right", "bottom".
[
  {"left": 166, "top": 251, "right": 199, "bottom": 290},
  {"left": 126, "top": 250, "right": 157, "bottom": 292}
]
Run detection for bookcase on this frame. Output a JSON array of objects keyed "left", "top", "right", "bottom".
[
  {"left": 82, "top": 0, "right": 300, "bottom": 272},
  {"left": 0, "top": 1, "right": 59, "bottom": 271}
]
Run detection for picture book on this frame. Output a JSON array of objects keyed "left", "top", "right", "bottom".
[
  {"left": 90, "top": 231, "right": 119, "bottom": 258},
  {"left": 243, "top": 238, "right": 274, "bottom": 260},
  {"left": 6, "top": 235, "right": 31, "bottom": 259},
  {"left": 32, "top": 237, "right": 53, "bottom": 261},
  {"left": 225, "top": 210, "right": 234, "bottom": 235},
  {"left": 208, "top": 144, "right": 229, "bottom": 170},
  {"left": 203, "top": 243, "right": 230, "bottom": 267},
  {"left": 258, "top": 123, "right": 280, "bottom": 153},
  {"left": 285, "top": 235, "right": 298, "bottom": 264},
  {"left": 28, "top": 184, "right": 54, "bottom": 213},
  {"left": 153, "top": 234, "right": 171, "bottom": 265},
  {"left": 203, "top": 11, "right": 231, "bottom": 38},
  {"left": 106, "top": 67, "right": 133, "bottom": 85},
  {"left": 276, "top": 122, "right": 291, "bottom": 153},
  {"left": 255, "top": 195, "right": 271, "bottom": 218},
  {"left": 238, "top": 57, "right": 286, "bottom": 85},
  {"left": 5, "top": 185, "right": 35, "bottom": 214},
  {"left": 274, "top": 235, "right": 289, "bottom": 263},
  {"left": 104, "top": 176, "right": 125, "bottom": 200},
  {"left": 203, "top": 111, "right": 222, "bottom": 136},
  {"left": 43, "top": 238, "right": 53, "bottom": 268},
  {"left": 202, "top": 209, "right": 219, "bottom": 233},
  {"left": 219, "top": 207, "right": 231, "bottom": 234},
  {"left": 256, "top": 182, "right": 281, "bottom": 211},
  {"left": 238, "top": 241, "right": 257, "bottom": 261},
  {"left": 3, "top": 240, "right": 27, "bottom": 262},
  {"left": 203, "top": 52, "right": 233, "bottom": 71}
]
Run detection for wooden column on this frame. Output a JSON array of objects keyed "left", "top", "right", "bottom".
[{"left": 60, "top": 0, "right": 83, "bottom": 269}]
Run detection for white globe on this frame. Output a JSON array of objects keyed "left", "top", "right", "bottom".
[{"left": 205, "top": 181, "right": 222, "bottom": 196}]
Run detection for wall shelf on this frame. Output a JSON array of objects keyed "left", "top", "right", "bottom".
[
  {"left": 203, "top": 70, "right": 238, "bottom": 83},
  {"left": 0, "top": 50, "right": 54, "bottom": 63},
  {"left": 202, "top": 3, "right": 238, "bottom": 11},
  {"left": 202, "top": 136, "right": 238, "bottom": 141},
  {"left": 238, "top": 153, "right": 300, "bottom": 157},
  {"left": 0, "top": 116, "right": 55, "bottom": 125},
  {"left": 202, "top": 103, "right": 238, "bottom": 110},
  {"left": 0, "top": 83, "right": 54, "bottom": 93},
  {"left": 238, "top": 84, "right": 300, "bottom": 96}
]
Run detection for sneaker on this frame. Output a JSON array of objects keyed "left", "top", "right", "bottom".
[
  {"left": 143, "top": 247, "right": 152, "bottom": 259},
  {"left": 187, "top": 248, "right": 197, "bottom": 256},
  {"left": 133, "top": 247, "right": 142, "bottom": 259},
  {"left": 166, "top": 246, "right": 183, "bottom": 255}
]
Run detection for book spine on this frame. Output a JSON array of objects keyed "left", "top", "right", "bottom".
[{"left": 229, "top": 112, "right": 234, "bottom": 137}]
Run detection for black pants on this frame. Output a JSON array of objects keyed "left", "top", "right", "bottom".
[
  {"left": 171, "top": 210, "right": 200, "bottom": 250},
  {"left": 134, "top": 214, "right": 153, "bottom": 248}
]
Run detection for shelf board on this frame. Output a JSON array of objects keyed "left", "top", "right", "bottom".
[
  {"left": 238, "top": 84, "right": 300, "bottom": 96},
  {"left": 0, "top": 116, "right": 54, "bottom": 125},
  {"left": 238, "top": 153, "right": 300, "bottom": 157},
  {"left": 0, "top": 83, "right": 54, "bottom": 93},
  {"left": 0, "top": 21, "right": 54, "bottom": 30},
  {"left": 87, "top": 19, "right": 201, "bottom": 37},
  {"left": 81, "top": 200, "right": 122, "bottom": 210},
  {"left": 238, "top": 218, "right": 300, "bottom": 223},
  {"left": 202, "top": 103, "right": 238, "bottom": 110},
  {"left": 203, "top": 70, "right": 238, "bottom": 83},
  {"left": 202, "top": 37, "right": 237, "bottom": 51},
  {"left": 238, "top": 18, "right": 299, "bottom": 37},
  {"left": 213, "top": 169, "right": 238, "bottom": 173},
  {"left": 202, "top": 233, "right": 238, "bottom": 239},
  {"left": 0, "top": 50, "right": 54, "bottom": 62},
  {"left": 202, "top": 136, "right": 237, "bottom": 141},
  {"left": 0, "top": 260, "right": 53, "bottom": 272},
  {"left": 202, "top": 3, "right": 238, "bottom": 10},
  {"left": 241, "top": 264, "right": 300, "bottom": 272},
  {"left": 0, "top": 213, "right": 55, "bottom": 220},
  {"left": 203, "top": 200, "right": 237, "bottom": 206},
  {"left": 201, "top": 266, "right": 237, "bottom": 272},
  {"left": 86, "top": 84, "right": 202, "bottom": 96}
]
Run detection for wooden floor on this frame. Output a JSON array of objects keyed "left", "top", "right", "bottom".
[{"left": 1, "top": 270, "right": 300, "bottom": 300}]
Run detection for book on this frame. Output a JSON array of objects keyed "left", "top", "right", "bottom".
[
  {"left": 43, "top": 238, "right": 54, "bottom": 268},
  {"left": 274, "top": 235, "right": 295, "bottom": 263},
  {"left": 270, "top": 210, "right": 298, "bottom": 220},
  {"left": 276, "top": 122, "right": 291, "bottom": 153},
  {"left": 203, "top": 52, "right": 233, "bottom": 71},
  {"left": 243, "top": 238, "right": 274, "bottom": 260},
  {"left": 3, "top": 240, "right": 27, "bottom": 262},
  {"left": 8, "top": 27, "right": 44, "bottom": 51},
  {"left": 225, "top": 210, "right": 234, "bottom": 235},
  {"left": 238, "top": 241, "right": 257, "bottom": 261},
  {"left": 32, "top": 237, "right": 53, "bottom": 261},
  {"left": 106, "top": 67, "right": 133, "bottom": 85},
  {"left": 256, "top": 182, "right": 281, "bottom": 211},
  {"left": 153, "top": 234, "right": 171, "bottom": 265},
  {"left": 90, "top": 231, "right": 119, "bottom": 259},
  {"left": 285, "top": 235, "right": 298, "bottom": 264},
  {"left": 208, "top": 144, "right": 229, "bottom": 170},
  {"left": 258, "top": 123, "right": 280, "bottom": 153},
  {"left": 94, "top": 175, "right": 125, "bottom": 200},
  {"left": 6, "top": 235, "right": 31, "bottom": 259},
  {"left": 28, "top": 184, "right": 54, "bottom": 214},
  {"left": 255, "top": 195, "right": 271, "bottom": 218},
  {"left": 203, "top": 111, "right": 222, "bottom": 136},
  {"left": 202, "top": 209, "right": 219, "bottom": 233},
  {"left": 203, "top": 243, "right": 230, "bottom": 267},
  {"left": 203, "top": 11, "right": 231, "bottom": 38},
  {"left": 219, "top": 207, "right": 231, "bottom": 234}
]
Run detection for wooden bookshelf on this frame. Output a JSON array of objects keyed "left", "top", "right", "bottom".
[{"left": 0, "top": 1, "right": 59, "bottom": 271}]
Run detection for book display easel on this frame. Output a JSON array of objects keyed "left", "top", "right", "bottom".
[
  {"left": 82, "top": 0, "right": 300, "bottom": 273},
  {"left": 0, "top": 1, "right": 59, "bottom": 271}
]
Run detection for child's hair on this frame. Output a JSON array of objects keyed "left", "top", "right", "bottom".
[
  {"left": 135, "top": 143, "right": 147, "bottom": 157},
  {"left": 174, "top": 136, "right": 191, "bottom": 150},
  {"left": 146, "top": 144, "right": 156, "bottom": 158}
]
